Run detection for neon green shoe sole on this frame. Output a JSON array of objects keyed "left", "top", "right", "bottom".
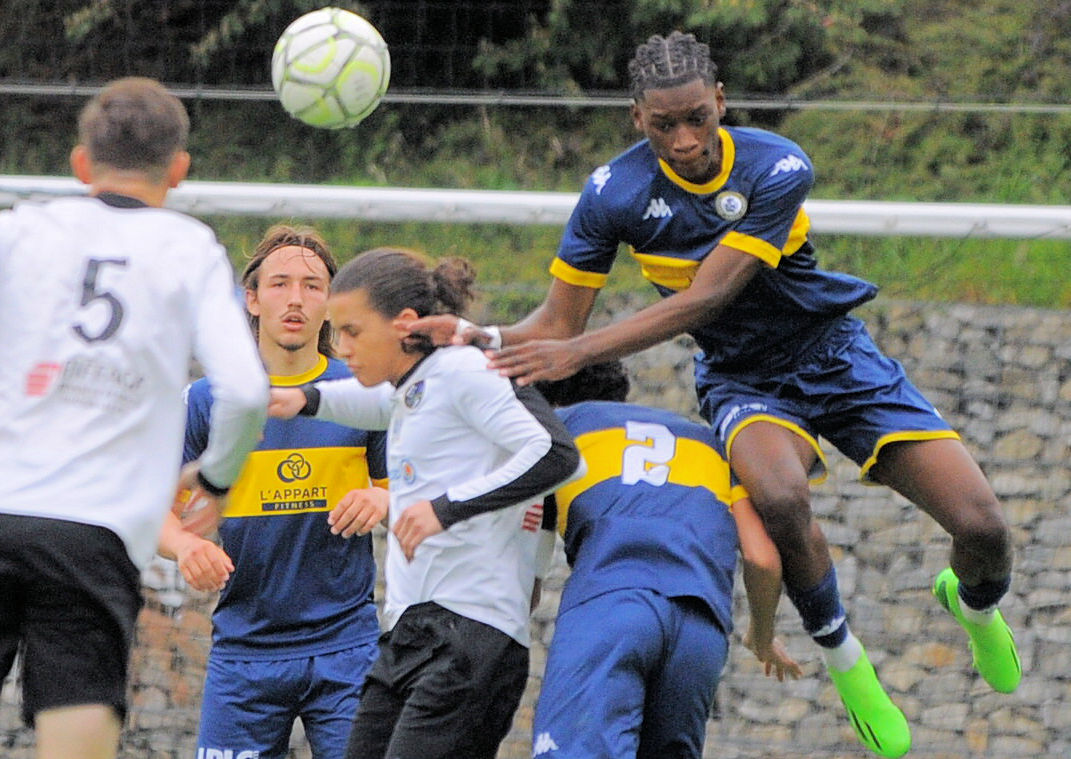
[
  {"left": 933, "top": 567, "right": 1021, "bottom": 693},
  {"left": 828, "top": 650, "right": 911, "bottom": 758}
]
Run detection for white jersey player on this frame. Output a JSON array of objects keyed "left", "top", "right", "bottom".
[
  {"left": 0, "top": 77, "right": 268, "bottom": 759},
  {"left": 268, "top": 247, "right": 581, "bottom": 759}
]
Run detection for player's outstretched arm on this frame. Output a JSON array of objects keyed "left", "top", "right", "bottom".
[
  {"left": 489, "top": 244, "right": 763, "bottom": 385},
  {"left": 268, "top": 387, "right": 308, "bottom": 419},
  {"left": 329, "top": 486, "right": 389, "bottom": 538},
  {"left": 406, "top": 278, "right": 599, "bottom": 349},
  {"left": 733, "top": 496, "right": 802, "bottom": 682}
]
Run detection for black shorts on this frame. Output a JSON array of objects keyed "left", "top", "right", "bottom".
[
  {"left": 345, "top": 602, "right": 529, "bottom": 759},
  {"left": 0, "top": 514, "right": 142, "bottom": 726}
]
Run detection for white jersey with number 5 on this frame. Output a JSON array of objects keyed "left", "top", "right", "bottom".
[{"left": 0, "top": 194, "right": 268, "bottom": 569}]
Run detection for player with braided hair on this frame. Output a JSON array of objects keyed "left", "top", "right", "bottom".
[
  {"left": 626, "top": 30, "right": 719, "bottom": 98},
  {"left": 411, "top": 30, "right": 1020, "bottom": 759}
]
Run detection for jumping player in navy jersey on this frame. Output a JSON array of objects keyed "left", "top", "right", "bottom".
[
  {"left": 531, "top": 362, "right": 799, "bottom": 759},
  {"left": 158, "top": 226, "right": 387, "bottom": 759},
  {"left": 411, "top": 32, "right": 1019, "bottom": 758}
]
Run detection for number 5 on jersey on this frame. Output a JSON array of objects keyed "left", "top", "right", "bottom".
[{"left": 73, "top": 257, "right": 128, "bottom": 343}]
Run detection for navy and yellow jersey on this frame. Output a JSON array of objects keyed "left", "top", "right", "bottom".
[
  {"left": 549, "top": 401, "right": 741, "bottom": 634},
  {"left": 184, "top": 355, "right": 387, "bottom": 659},
  {"left": 553, "top": 127, "right": 879, "bottom": 369}
]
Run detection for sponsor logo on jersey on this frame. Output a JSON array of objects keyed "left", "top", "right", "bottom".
[
  {"left": 770, "top": 153, "right": 807, "bottom": 176},
  {"left": 533, "top": 731, "right": 559, "bottom": 755},
  {"left": 404, "top": 379, "right": 425, "bottom": 409},
  {"left": 522, "top": 501, "right": 543, "bottom": 532},
  {"left": 591, "top": 164, "right": 611, "bottom": 194},
  {"left": 276, "top": 452, "right": 312, "bottom": 482},
  {"left": 642, "top": 197, "right": 673, "bottom": 220},
  {"left": 258, "top": 484, "right": 328, "bottom": 512},
  {"left": 53, "top": 354, "right": 146, "bottom": 413},
  {"left": 196, "top": 748, "right": 260, "bottom": 759},
  {"left": 390, "top": 458, "right": 417, "bottom": 485},
  {"left": 25, "top": 361, "right": 62, "bottom": 396},
  {"left": 713, "top": 190, "right": 747, "bottom": 221}
]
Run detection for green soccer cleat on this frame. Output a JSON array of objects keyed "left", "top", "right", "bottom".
[
  {"left": 827, "top": 649, "right": 911, "bottom": 758},
  {"left": 933, "top": 567, "right": 1021, "bottom": 693}
]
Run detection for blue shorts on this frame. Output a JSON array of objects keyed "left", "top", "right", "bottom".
[
  {"left": 532, "top": 589, "right": 728, "bottom": 759},
  {"left": 197, "top": 640, "right": 379, "bottom": 759},
  {"left": 695, "top": 315, "right": 958, "bottom": 482}
]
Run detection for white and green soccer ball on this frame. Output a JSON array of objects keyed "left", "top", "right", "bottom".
[{"left": 271, "top": 7, "right": 390, "bottom": 129}]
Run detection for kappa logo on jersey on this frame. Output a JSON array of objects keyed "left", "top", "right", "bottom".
[
  {"left": 642, "top": 197, "right": 673, "bottom": 220},
  {"left": 533, "top": 731, "right": 559, "bottom": 756},
  {"left": 717, "top": 402, "right": 769, "bottom": 441},
  {"left": 196, "top": 748, "right": 260, "bottom": 759},
  {"left": 276, "top": 452, "right": 312, "bottom": 482},
  {"left": 591, "top": 164, "right": 611, "bottom": 195},
  {"left": 770, "top": 153, "right": 807, "bottom": 176},
  {"left": 404, "top": 379, "right": 425, "bottom": 409},
  {"left": 714, "top": 190, "right": 748, "bottom": 221}
]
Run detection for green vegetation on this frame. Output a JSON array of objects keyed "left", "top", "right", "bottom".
[{"left": 2, "top": 0, "right": 1070, "bottom": 309}]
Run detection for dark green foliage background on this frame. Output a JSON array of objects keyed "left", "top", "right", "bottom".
[{"left": 2, "top": 0, "right": 1070, "bottom": 309}]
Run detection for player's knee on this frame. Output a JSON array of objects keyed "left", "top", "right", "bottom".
[{"left": 950, "top": 494, "right": 1011, "bottom": 557}]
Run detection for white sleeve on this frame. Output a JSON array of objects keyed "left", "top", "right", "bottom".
[
  {"left": 315, "top": 378, "right": 394, "bottom": 431},
  {"left": 430, "top": 371, "right": 580, "bottom": 528},
  {"left": 192, "top": 249, "right": 269, "bottom": 490}
]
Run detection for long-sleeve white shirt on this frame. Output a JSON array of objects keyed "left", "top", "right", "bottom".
[
  {"left": 313, "top": 345, "right": 580, "bottom": 645},
  {"left": 0, "top": 194, "right": 268, "bottom": 569}
]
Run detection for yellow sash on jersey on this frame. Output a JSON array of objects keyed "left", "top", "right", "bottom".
[
  {"left": 554, "top": 429, "right": 733, "bottom": 536},
  {"left": 223, "top": 446, "right": 371, "bottom": 517}
]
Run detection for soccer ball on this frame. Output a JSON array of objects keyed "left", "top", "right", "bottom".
[{"left": 271, "top": 7, "right": 390, "bottom": 129}]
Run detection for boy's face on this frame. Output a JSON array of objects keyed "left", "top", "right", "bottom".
[
  {"left": 246, "top": 246, "right": 330, "bottom": 354},
  {"left": 631, "top": 78, "right": 726, "bottom": 184}
]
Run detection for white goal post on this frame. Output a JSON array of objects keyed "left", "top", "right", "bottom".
[{"left": 4, "top": 175, "right": 1071, "bottom": 239}]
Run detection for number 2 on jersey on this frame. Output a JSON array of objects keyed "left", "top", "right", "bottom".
[
  {"left": 73, "top": 257, "right": 128, "bottom": 343},
  {"left": 621, "top": 421, "right": 676, "bottom": 486}
]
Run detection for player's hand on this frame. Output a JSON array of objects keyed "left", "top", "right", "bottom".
[
  {"left": 743, "top": 628, "right": 802, "bottom": 682},
  {"left": 329, "top": 487, "right": 389, "bottom": 538},
  {"left": 173, "top": 462, "right": 224, "bottom": 537},
  {"left": 486, "top": 339, "right": 581, "bottom": 386},
  {"left": 268, "top": 387, "right": 307, "bottom": 419},
  {"left": 404, "top": 314, "right": 461, "bottom": 347},
  {"left": 406, "top": 314, "right": 499, "bottom": 348},
  {"left": 392, "top": 499, "right": 444, "bottom": 561},
  {"left": 173, "top": 532, "right": 234, "bottom": 592}
]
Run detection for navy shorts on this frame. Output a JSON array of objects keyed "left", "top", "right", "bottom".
[
  {"left": 197, "top": 639, "right": 380, "bottom": 759},
  {"left": 533, "top": 589, "right": 727, "bottom": 759},
  {"left": 696, "top": 316, "right": 958, "bottom": 482},
  {"left": 0, "top": 514, "right": 142, "bottom": 726}
]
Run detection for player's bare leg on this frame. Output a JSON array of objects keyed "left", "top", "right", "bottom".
[
  {"left": 36, "top": 704, "right": 121, "bottom": 759},
  {"left": 732, "top": 421, "right": 910, "bottom": 757},
  {"left": 870, "top": 438, "right": 1020, "bottom": 693}
]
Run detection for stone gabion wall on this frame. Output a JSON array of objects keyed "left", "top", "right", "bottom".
[{"left": 2, "top": 299, "right": 1068, "bottom": 759}]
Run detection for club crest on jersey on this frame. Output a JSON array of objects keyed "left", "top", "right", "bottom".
[
  {"left": 404, "top": 380, "right": 425, "bottom": 409},
  {"left": 277, "top": 452, "right": 312, "bottom": 482},
  {"left": 714, "top": 191, "right": 747, "bottom": 221},
  {"left": 398, "top": 458, "right": 417, "bottom": 484}
]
